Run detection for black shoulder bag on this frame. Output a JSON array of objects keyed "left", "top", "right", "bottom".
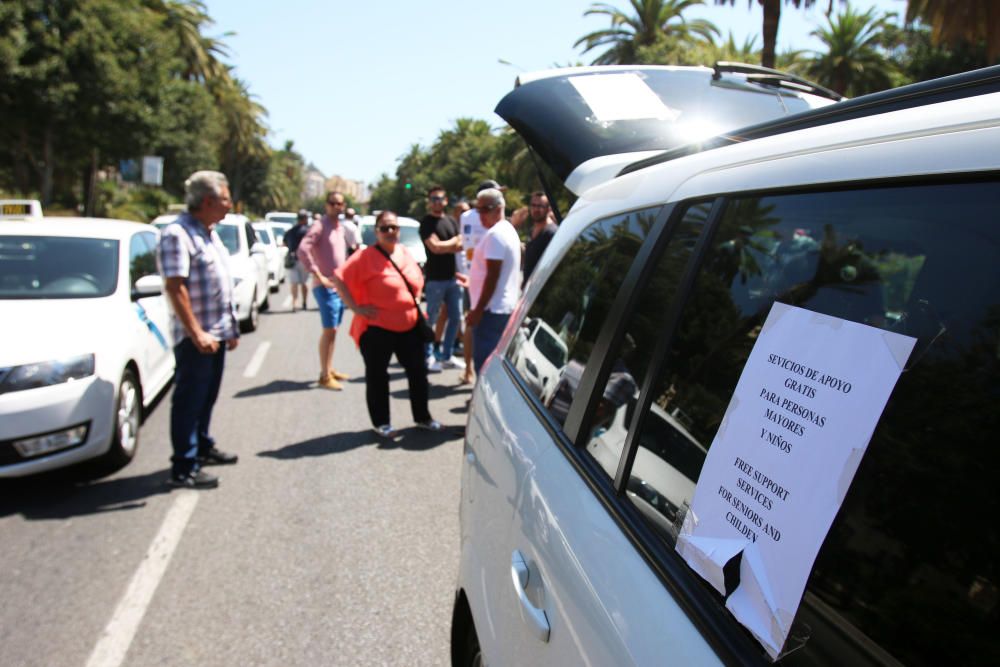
[{"left": 375, "top": 245, "right": 436, "bottom": 343}]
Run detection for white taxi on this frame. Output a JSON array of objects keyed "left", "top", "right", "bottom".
[{"left": 0, "top": 211, "right": 174, "bottom": 477}]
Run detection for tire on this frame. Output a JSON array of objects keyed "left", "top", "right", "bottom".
[
  {"left": 451, "top": 595, "right": 483, "bottom": 667},
  {"left": 102, "top": 368, "right": 141, "bottom": 469},
  {"left": 261, "top": 289, "right": 271, "bottom": 311},
  {"left": 241, "top": 290, "right": 259, "bottom": 332}
]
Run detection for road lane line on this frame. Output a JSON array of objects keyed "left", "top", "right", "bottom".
[
  {"left": 85, "top": 491, "right": 199, "bottom": 667},
  {"left": 243, "top": 340, "right": 271, "bottom": 378}
]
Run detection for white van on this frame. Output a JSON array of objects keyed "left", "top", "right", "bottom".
[{"left": 453, "top": 64, "right": 1000, "bottom": 666}]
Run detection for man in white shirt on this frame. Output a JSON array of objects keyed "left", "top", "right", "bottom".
[{"left": 465, "top": 187, "right": 521, "bottom": 374}]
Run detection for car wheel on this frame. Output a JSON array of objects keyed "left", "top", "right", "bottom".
[
  {"left": 450, "top": 595, "right": 482, "bottom": 667},
  {"left": 241, "top": 290, "right": 259, "bottom": 332},
  {"left": 102, "top": 368, "right": 141, "bottom": 469},
  {"left": 261, "top": 289, "right": 271, "bottom": 311}
]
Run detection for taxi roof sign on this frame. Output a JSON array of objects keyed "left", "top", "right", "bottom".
[{"left": 0, "top": 199, "right": 43, "bottom": 220}]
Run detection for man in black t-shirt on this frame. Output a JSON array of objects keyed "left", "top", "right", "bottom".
[
  {"left": 419, "top": 185, "right": 465, "bottom": 371},
  {"left": 283, "top": 209, "right": 312, "bottom": 311},
  {"left": 523, "top": 191, "right": 558, "bottom": 284}
]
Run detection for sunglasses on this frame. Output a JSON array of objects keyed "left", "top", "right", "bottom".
[
  {"left": 377, "top": 225, "right": 399, "bottom": 233},
  {"left": 429, "top": 195, "right": 447, "bottom": 202},
  {"left": 326, "top": 200, "right": 344, "bottom": 206}
]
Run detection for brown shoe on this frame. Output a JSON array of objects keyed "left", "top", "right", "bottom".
[
  {"left": 318, "top": 373, "right": 343, "bottom": 390},
  {"left": 330, "top": 370, "right": 350, "bottom": 381}
]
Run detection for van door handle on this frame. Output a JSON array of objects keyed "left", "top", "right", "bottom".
[{"left": 511, "top": 550, "right": 550, "bottom": 642}]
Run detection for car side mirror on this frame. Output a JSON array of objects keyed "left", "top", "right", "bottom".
[{"left": 132, "top": 274, "right": 163, "bottom": 300}]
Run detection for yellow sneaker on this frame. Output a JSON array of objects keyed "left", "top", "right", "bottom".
[
  {"left": 330, "top": 370, "right": 350, "bottom": 381},
  {"left": 318, "top": 373, "right": 343, "bottom": 391}
]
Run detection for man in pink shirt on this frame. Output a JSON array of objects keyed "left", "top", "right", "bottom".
[{"left": 297, "top": 191, "right": 356, "bottom": 390}]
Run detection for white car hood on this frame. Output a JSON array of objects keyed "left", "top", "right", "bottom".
[{"left": 0, "top": 298, "right": 118, "bottom": 365}]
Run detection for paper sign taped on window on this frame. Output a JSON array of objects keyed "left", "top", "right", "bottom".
[
  {"left": 569, "top": 73, "right": 680, "bottom": 122},
  {"left": 676, "top": 302, "right": 915, "bottom": 660}
]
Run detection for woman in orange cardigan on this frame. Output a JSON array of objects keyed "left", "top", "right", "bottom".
[{"left": 332, "top": 211, "right": 442, "bottom": 437}]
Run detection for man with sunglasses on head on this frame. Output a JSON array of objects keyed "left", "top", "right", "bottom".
[
  {"left": 297, "top": 191, "right": 354, "bottom": 390},
  {"left": 419, "top": 185, "right": 465, "bottom": 373},
  {"left": 464, "top": 187, "right": 521, "bottom": 375}
]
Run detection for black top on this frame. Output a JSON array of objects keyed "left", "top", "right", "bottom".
[
  {"left": 523, "top": 223, "right": 557, "bottom": 282},
  {"left": 284, "top": 223, "right": 309, "bottom": 253},
  {"left": 419, "top": 213, "right": 459, "bottom": 281}
]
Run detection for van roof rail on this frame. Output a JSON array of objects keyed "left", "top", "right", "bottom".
[
  {"left": 620, "top": 64, "right": 1000, "bottom": 178},
  {"left": 713, "top": 61, "right": 843, "bottom": 102}
]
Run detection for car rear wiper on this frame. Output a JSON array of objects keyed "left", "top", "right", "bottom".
[{"left": 713, "top": 61, "right": 844, "bottom": 102}]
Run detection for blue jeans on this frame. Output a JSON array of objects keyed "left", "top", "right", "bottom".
[
  {"left": 424, "top": 278, "right": 463, "bottom": 359},
  {"left": 170, "top": 338, "right": 226, "bottom": 476},
  {"left": 473, "top": 311, "right": 511, "bottom": 374}
]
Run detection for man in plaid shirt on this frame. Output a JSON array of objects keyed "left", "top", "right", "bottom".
[{"left": 157, "top": 170, "right": 240, "bottom": 489}]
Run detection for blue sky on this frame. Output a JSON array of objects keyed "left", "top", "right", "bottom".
[{"left": 202, "top": 0, "right": 906, "bottom": 186}]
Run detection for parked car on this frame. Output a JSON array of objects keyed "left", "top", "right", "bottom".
[
  {"left": 251, "top": 221, "right": 284, "bottom": 292},
  {"left": 0, "top": 211, "right": 174, "bottom": 477},
  {"left": 268, "top": 220, "right": 292, "bottom": 247},
  {"left": 453, "top": 64, "right": 1000, "bottom": 666},
  {"left": 215, "top": 215, "right": 270, "bottom": 331},
  {"left": 358, "top": 214, "right": 427, "bottom": 267},
  {"left": 264, "top": 210, "right": 298, "bottom": 226}
]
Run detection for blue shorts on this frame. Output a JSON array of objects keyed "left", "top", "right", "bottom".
[{"left": 312, "top": 286, "right": 345, "bottom": 329}]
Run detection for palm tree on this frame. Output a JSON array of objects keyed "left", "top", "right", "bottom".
[
  {"left": 906, "top": 0, "right": 1000, "bottom": 62},
  {"left": 575, "top": 0, "right": 718, "bottom": 65},
  {"left": 714, "top": 1, "right": 847, "bottom": 69},
  {"left": 807, "top": 5, "right": 898, "bottom": 97},
  {"left": 704, "top": 32, "right": 761, "bottom": 63},
  {"left": 144, "top": 0, "right": 231, "bottom": 83}
]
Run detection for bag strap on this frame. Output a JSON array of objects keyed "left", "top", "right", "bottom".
[{"left": 374, "top": 245, "right": 421, "bottom": 311}]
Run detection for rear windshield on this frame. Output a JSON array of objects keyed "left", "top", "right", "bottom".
[
  {"left": 496, "top": 68, "right": 831, "bottom": 182},
  {"left": 0, "top": 236, "right": 119, "bottom": 299}
]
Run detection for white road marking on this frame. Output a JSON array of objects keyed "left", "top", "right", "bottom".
[
  {"left": 281, "top": 295, "right": 292, "bottom": 310},
  {"left": 85, "top": 491, "right": 200, "bottom": 667},
  {"left": 243, "top": 341, "right": 271, "bottom": 378}
]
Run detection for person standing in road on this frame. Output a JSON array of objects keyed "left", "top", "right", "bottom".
[
  {"left": 342, "top": 206, "right": 361, "bottom": 255},
  {"left": 465, "top": 187, "right": 521, "bottom": 375},
  {"left": 283, "top": 209, "right": 312, "bottom": 311},
  {"left": 157, "top": 170, "right": 240, "bottom": 489},
  {"left": 521, "top": 191, "right": 557, "bottom": 284},
  {"left": 298, "top": 191, "right": 353, "bottom": 390},
  {"left": 420, "top": 185, "right": 465, "bottom": 372},
  {"left": 332, "top": 211, "right": 442, "bottom": 438}
]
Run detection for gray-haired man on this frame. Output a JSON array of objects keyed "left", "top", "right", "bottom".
[
  {"left": 157, "top": 170, "right": 240, "bottom": 489},
  {"left": 465, "top": 188, "right": 521, "bottom": 374}
]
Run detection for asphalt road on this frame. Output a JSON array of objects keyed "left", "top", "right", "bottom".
[{"left": 0, "top": 281, "right": 471, "bottom": 667}]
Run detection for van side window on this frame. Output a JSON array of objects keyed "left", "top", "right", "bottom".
[
  {"left": 506, "top": 208, "right": 659, "bottom": 430},
  {"left": 628, "top": 181, "right": 999, "bottom": 665},
  {"left": 583, "top": 203, "right": 710, "bottom": 480}
]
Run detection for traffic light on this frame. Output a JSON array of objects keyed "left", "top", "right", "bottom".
[{"left": 404, "top": 182, "right": 412, "bottom": 191}]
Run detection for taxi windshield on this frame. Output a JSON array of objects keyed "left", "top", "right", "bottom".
[{"left": 0, "top": 236, "right": 119, "bottom": 299}]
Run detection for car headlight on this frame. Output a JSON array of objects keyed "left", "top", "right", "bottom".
[{"left": 0, "top": 353, "right": 95, "bottom": 395}]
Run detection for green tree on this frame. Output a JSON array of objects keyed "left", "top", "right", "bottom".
[
  {"left": 892, "top": 22, "right": 991, "bottom": 83},
  {"left": 143, "top": 0, "right": 230, "bottom": 83},
  {"left": 906, "top": 0, "right": 1000, "bottom": 63},
  {"left": 0, "top": 0, "right": 182, "bottom": 205},
  {"left": 574, "top": 0, "right": 718, "bottom": 65},
  {"left": 806, "top": 4, "right": 899, "bottom": 96}
]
